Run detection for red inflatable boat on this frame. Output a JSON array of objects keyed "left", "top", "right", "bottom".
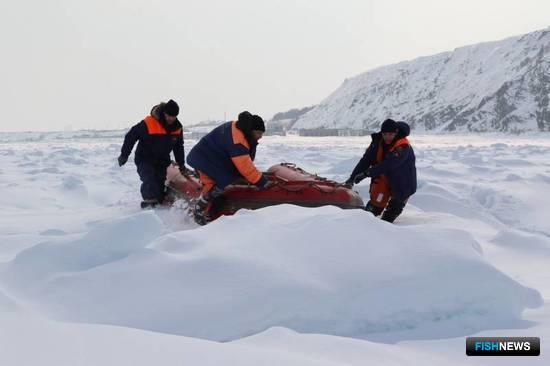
[{"left": 166, "top": 162, "right": 364, "bottom": 221}]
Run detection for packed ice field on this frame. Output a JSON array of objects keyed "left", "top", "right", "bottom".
[{"left": 0, "top": 130, "right": 549, "bottom": 365}]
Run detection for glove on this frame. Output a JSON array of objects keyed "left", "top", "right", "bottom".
[
  {"left": 117, "top": 155, "right": 128, "bottom": 167},
  {"left": 257, "top": 174, "right": 276, "bottom": 189},
  {"left": 260, "top": 181, "right": 276, "bottom": 189},
  {"left": 343, "top": 178, "right": 354, "bottom": 189},
  {"left": 179, "top": 165, "right": 191, "bottom": 176},
  {"left": 353, "top": 168, "right": 372, "bottom": 184},
  {"left": 353, "top": 172, "right": 366, "bottom": 184}
]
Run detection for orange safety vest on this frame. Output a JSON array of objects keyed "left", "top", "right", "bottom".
[
  {"left": 369, "top": 137, "right": 410, "bottom": 207},
  {"left": 144, "top": 116, "right": 182, "bottom": 136},
  {"left": 375, "top": 137, "right": 409, "bottom": 163}
]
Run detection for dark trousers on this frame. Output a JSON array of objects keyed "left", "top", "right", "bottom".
[{"left": 136, "top": 163, "right": 167, "bottom": 201}]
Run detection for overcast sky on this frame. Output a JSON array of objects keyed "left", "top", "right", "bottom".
[{"left": 1, "top": 0, "right": 549, "bottom": 132}]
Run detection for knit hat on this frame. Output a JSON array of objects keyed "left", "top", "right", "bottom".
[
  {"left": 164, "top": 99, "right": 180, "bottom": 117},
  {"left": 251, "top": 115, "right": 265, "bottom": 132},
  {"left": 236, "top": 111, "right": 253, "bottom": 132},
  {"left": 381, "top": 119, "right": 398, "bottom": 133}
]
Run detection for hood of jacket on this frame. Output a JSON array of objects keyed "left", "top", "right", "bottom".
[{"left": 150, "top": 103, "right": 182, "bottom": 132}]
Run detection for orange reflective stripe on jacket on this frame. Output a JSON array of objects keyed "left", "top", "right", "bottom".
[
  {"left": 228, "top": 121, "right": 261, "bottom": 183},
  {"left": 230, "top": 121, "right": 250, "bottom": 149},
  {"left": 231, "top": 155, "right": 262, "bottom": 184},
  {"left": 375, "top": 137, "right": 409, "bottom": 163},
  {"left": 144, "top": 116, "right": 182, "bottom": 135}
]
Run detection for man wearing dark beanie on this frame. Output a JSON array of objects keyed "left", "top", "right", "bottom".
[
  {"left": 345, "top": 118, "right": 417, "bottom": 223},
  {"left": 118, "top": 99, "right": 189, "bottom": 208},
  {"left": 186, "top": 111, "right": 269, "bottom": 224},
  {"left": 164, "top": 99, "right": 179, "bottom": 117},
  {"left": 381, "top": 118, "right": 398, "bottom": 133},
  {"left": 251, "top": 115, "right": 266, "bottom": 132}
]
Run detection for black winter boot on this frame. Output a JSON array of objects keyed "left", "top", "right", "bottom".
[
  {"left": 192, "top": 186, "right": 225, "bottom": 225},
  {"left": 140, "top": 199, "right": 159, "bottom": 209},
  {"left": 365, "top": 201, "right": 384, "bottom": 217},
  {"left": 193, "top": 196, "right": 210, "bottom": 225},
  {"left": 381, "top": 199, "right": 406, "bottom": 223}
]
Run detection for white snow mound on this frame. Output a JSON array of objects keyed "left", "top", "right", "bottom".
[{"left": 2, "top": 205, "right": 542, "bottom": 341}]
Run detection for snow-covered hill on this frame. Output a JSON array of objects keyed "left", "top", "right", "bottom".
[{"left": 293, "top": 27, "right": 550, "bottom": 133}]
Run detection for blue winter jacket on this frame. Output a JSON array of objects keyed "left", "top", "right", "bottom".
[
  {"left": 350, "top": 121, "right": 417, "bottom": 201},
  {"left": 120, "top": 103, "right": 185, "bottom": 167},
  {"left": 187, "top": 121, "right": 267, "bottom": 189}
]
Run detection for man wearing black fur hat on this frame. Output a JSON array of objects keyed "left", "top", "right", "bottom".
[
  {"left": 345, "top": 119, "right": 417, "bottom": 223},
  {"left": 186, "top": 111, "right": 269, "bottom": 224},
  {"left": 118, "top": 99, "right": 188, "bottom": 208}
]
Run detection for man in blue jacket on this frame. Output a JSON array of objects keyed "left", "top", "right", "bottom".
[
  {"left": 187, "top": 111, "right": 268, "bottom": 224},
  {"left": 346, "top": 119, "right": 417, "bottom": 223},
  {"left": 118, "top": 99, "right": 187, "bottom": 208}
]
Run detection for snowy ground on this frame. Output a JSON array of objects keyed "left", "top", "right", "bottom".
[{"left": 1, "top": 131, "right": 549, "bottom": 365}]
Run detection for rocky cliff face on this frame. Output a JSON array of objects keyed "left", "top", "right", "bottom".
[{"left": 293, "top": 27, "right": 550, "bottom": 133}]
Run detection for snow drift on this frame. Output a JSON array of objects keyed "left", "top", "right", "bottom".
[{"left": 1, "top": 205, "right": 542, "bottom": 342}]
